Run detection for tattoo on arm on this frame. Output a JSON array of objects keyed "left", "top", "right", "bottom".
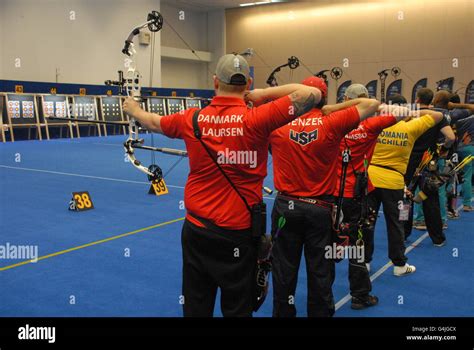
[{"left": 290, "top": 92, "right": 317, "bottom": 117}]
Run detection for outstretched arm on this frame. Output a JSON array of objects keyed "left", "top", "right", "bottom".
[
  {"left": 322, "top": 98, "right": 380, "bottom": 121},
  {"left": 418, "top": 109, "right": 444, "bottom": 124},
  {"left": 448, "top": 102, "right": 474, "bottom": 113},
  {"left": 440, "top": 125, "right": 455, "bottom": 148},
  {"left": 246, "top": 84, "right": 322, "bottom": 117},
  {"left": 378, "top": 104, "right": 418, "bottom": 122},
  {"left": 321, "top": 99, "right": 360, "bottom": 115},
  {"left": 123, "top": 97, "right": 164, "bottom": 133}
]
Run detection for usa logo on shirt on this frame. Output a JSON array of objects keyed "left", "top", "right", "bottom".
[{"left": 289, "top": 129, "right": 319, "bottom": 146}]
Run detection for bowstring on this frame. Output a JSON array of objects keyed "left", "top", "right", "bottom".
[
  {"left": 149, "top": 30, "right": 157, "bottom": 168},
  {"left": 163, "top": 18, "right": 214, "bottom": 78}
]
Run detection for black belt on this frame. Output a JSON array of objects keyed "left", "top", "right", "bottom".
[
  {"left": 277, "top": 193, "right": 334, "bottom": 211},
  {"left": 187, "top": 212, "right": 252, "bottom": 236}
]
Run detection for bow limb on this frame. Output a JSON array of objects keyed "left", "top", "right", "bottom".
[
  {"left": 265, "top": 56, "right": 300, "bottom": 87},
  {"left": 121, "top": 11, "right": 165, "bottom": 182}
]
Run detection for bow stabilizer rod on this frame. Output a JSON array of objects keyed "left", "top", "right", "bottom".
[{"left": 46, "top": 116, "right": 129, "bottom": 125}]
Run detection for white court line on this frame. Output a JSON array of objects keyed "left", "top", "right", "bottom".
[
  {"left": 0, "top": 165, "right": 185, "bottom": 189},
  {"left": 334, "top": 201, "right": 468, "bottom": 311},
  {"left": 93, "top": 143, "right": 122, "bottom": 147},
  {"left": 334, "top": 233, "right": 429, "bottom": 310},
  {"left": 42, "top": 139, "right": 83, "bottom": 144}
]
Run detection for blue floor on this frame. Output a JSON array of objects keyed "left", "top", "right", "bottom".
[{"left": 0, "top": 135, "right": 473, "bottom": 317}]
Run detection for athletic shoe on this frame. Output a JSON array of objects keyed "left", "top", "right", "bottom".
[
  {"left": 393, "top": 264, "right": 416, "bottom": 276},
  {"left": 442, "top": 222, "right": 448, "bottom": 230},
  {"left": 463, "top": 205, "right": 474, "bottom": 212},
  {"left": 413, "top": 222, "right": 427, "bottom": 230},
  {"left": 434, "top": 240, "right": 446, "bottom": 247},
  {"left": 447, "top": 211, "right": 460, "bottom": 220},
  {"left": 366, "top": 263, "right": 371, "bottom": 273},
  {"left": 351, "top": 295, "right": 379, "bottom": 310}
]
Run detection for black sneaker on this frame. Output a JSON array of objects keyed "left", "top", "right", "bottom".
[{"left": 351, "top": 295, "right": 379, "bottom": 310}]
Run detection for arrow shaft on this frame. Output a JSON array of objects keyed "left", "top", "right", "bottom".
[{"left": 47, "top": 116, "right": 128, "bottom": 125}]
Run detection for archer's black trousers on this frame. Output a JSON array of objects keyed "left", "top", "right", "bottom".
[
  {"left": 181, "top": 219, "right": 256, "bottom": 317},
  {"left": 271, "top": 195, "right": 335, "bottom": 317},
  {"left": 404, "top": 152, "right": 446, "bottom": 244},
  {"left": 341, "top": 197, "right": 372, "bottom": 299},
  {"left": 418, "top": 186, "right": 446, "bottom": 244},
  {"left": 404, "top": 151, "right": 423, "bottom": 240},
  {"left": 365, "top": 188, "right": 408, "bottom": 267}
]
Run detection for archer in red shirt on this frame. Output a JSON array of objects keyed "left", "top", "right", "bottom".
[
  {"left": 268, "top": 76, "right": 381, "bottom": 318},
  {"left": 123, "top": 54, "right": 322, "bottom": 318},
  {"left": 160, "top": 95, "right": 298, "bottom": 230},
  {"left": 328, "top": 84, "right": 410, "bottom": 310},
  {"left": 335, "top": 115, "right": 397, "bottom": 198}
]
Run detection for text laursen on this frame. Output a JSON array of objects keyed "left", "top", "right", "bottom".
[{"left": 199, "top": 113, "right": 244, "bottom": 137}]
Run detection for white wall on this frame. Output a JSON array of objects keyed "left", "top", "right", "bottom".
[
  {"left": 0, "top": 0, "right": 160, "bottom": 84},
  {"left": 207, "top": 9, "right": 226, "bottom": 80},
  {"left": 160, "top": 2, "right": 225, "bottom": 89},
  {"left": 0, "top": 0, "right": 163, "bottom": 86},
  {"left": 0, "top": 0, "right": 226, "bottom": 90},
  {"left": 0, "top": 0, "right": 4, "bottom": 80}
]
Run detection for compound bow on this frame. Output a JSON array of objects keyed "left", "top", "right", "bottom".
[
  {"left": 48, "top": 11, "right": 187, "bottom": 182},
  {"left": 377, "top": 67, "right": 401, "bottom": 103},
  {"left": 266, "top": 56, "right": 300, "bottom": 87}
]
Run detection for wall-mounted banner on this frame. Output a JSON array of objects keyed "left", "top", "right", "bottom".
[
  {"left": 465, "top": 80, "right": 474, "bottom": 103},
  {"left": 249, "top": 66, "right": 255, "bottom": 90},
  {"left": 411, "top": 78, "right": 428, "bottom": 103},
  {"left": 366, "top": 80, "right": 378, "bottom": 99},
  {"left": 337, "top": 80, "right": 352, "bottom": 103},
  {"left": 436, "top": 77, "right": 454, "bottom": 92},
  {"left": 386, "top": 79, "right": 403, "bottom": 99}
]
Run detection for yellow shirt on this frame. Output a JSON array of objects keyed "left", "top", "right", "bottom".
[{"left": 368, "top": 115, "right": 436, "bottom": 190}]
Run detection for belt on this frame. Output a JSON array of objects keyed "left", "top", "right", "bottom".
[{"left": 277, "top": 193, "right": 334, "bottom": 211}]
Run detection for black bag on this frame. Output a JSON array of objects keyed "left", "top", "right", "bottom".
[{"left": 354, "top": 171, "right": 368, "bottom": 199}]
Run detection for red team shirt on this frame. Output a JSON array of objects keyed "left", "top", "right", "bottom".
[
  {"left": 160, "top": 95, "right": 295, "bottom": 230},
  {"left": 335, "top": 115, "right": 397, "bottom": 198},
  {"left": 269, "top": 107, "right": 360, "bottom": 197}
]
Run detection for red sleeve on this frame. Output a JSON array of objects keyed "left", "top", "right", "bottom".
[
  {"left": 246, "top": 96, "right": 293, "bottom": 137},
  {"left": 326, "top": 106, "right": 361, "bottom": 139},
  {"left": 160, "top": 109, "right": 195, "bottom": 139},
  {"left": 363, "top": 115, "right": 397, "bottom": 135}
]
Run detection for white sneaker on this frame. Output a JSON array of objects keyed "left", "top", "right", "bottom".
[
  {"left": 393, "top": 264, "right": 416, "bottom": 276},
  {"left": 366, "top": 263, "right": 371, "bottom": 272}
]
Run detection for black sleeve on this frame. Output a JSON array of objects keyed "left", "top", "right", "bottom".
[
  {"left": 449, "top": 109, "right": 471, "bottom": 124},
  {"left": 439, "top": 116, "right": 449, "bottom": 129}
]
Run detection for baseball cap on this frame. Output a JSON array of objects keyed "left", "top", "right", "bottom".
[
  {"left": 215, "top": 54, "right": 250, "bottom": 85},
  {"left": 344, "top": 84, "right": 369, "bottom": 99},
  {"left": 301, "top": 76, "right": 327, "bottom": 98}
]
